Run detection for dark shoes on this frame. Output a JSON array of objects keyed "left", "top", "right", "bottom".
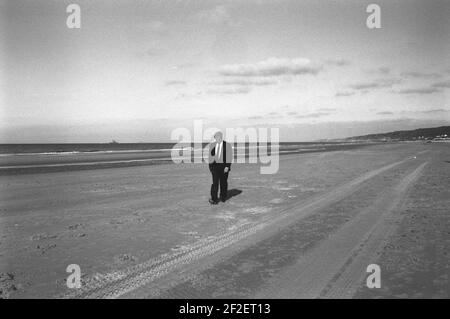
[
  {"left": 209, "top": 198, "right": 218, "bottom": 205},
  {"left": 209, "top": 197, "right": 227, "bottom": 204}
]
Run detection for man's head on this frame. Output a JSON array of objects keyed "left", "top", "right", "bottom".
[{"left": 213, "top": 131, "right": 223, "bottom": 143}]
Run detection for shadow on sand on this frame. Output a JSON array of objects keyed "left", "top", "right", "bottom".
[{"left": 225, "top": 189, "right": 242, "bottom": 201}]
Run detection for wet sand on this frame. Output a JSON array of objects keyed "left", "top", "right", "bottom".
[{"left": 0, "top": 142, "right": 448, "bottom": 298}]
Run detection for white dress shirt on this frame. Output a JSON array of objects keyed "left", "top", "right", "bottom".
[{"left": 215, "top": 141, "right": 223, "bottom": 161}]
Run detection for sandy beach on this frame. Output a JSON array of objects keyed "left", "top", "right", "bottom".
[{"left": 0, "top": 142, "right": 449, "bottom": 298}]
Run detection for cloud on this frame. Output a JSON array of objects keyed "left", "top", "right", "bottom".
[
  {"left": 195, "top": 5, "right": 233, "bottom": 25},
  {"left": 367, "top": 67, "right": 391, "bottom": 75},
  {"left": 247, "top": 112, "right": 281, "bottom": 120},
  {"left": 335, "top": 91, "right": 356, "bottom": 97},
  {"left": 165, "top": 80, "right": 186, "bottom": 86},
  {"left": 207, "top": 78, "right": 277, "bottom": 96},
  {"left": 140, "top": 49, "right": 160, "bottom": 57},
  {"left": 377, "top": 111, "right": 394, "bottom": 115},
  {"left": 400, "top": 71, "right": 442, "bottom": 79},
  {"left": 211, "top": 78, "right": 277, "bottom": 86},
  {"left": 350, "top": 82, "right": 380, "bottom": 90},
  {"left": 171, "top": 63, "right": 198, "bottom": 70},
  {"left": 217, "top": 57, "right": 322, "bottom": 77},
  {"left": 137, "top": 44, "right": 164, "bottom": 57},
  {"left": 248, "top": 111, "right": 293, "bottom": 120},
  {"left": 350, "top": 78, "right": 401, "bottom": 90},
  {"left": 325, "top": 59, "right": 350, "bottom": 67},
  {"left": 206, "top": 87, "right": 251, "bottom": 95},
  {"left": 138, "top": 21, "right": 167, "bottom": 34},
  {"left": 295, "top": 112, "right": 331, "bottom": 119},
  {"left": 395, "top": 87, "right": 440, "bottom": 95},
  {"left": 392, "top": 80, "right": 450, "bottom": 95},
  {"left": 432, "top": 80, "right": 450, "bottom": 88},
  {"left": 399, "top": 108, "right": 450, "bottom": 115},
  {"left": 317, "top": 107, "right": 336, "bottom": 112},
  {"left": 377, "top": 67, "right": 391, "bottom": 75},
  {"left": 421, "top": 108, "right": 449, "bottom": 114}
]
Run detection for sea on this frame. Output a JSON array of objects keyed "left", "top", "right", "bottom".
[
  {"left": 0, "top": 142, "right": 357, "bottom": 156},
  {"left": 0, "top": 142, "right": 371, "bottom": 175}
]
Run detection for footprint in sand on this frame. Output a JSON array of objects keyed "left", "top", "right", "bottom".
[
  {"left": 36, "top": 243, "right": 57, "bottom": 254},
  {"left": 114, "top": 254, "right": 138, "bottom": 264},
  {"left": 215, "top": 212, "right": 236, "bottom": 220},
  {"left": 269, "top": 198, "right": 284, "bottom": 204},
  {"left": 181, "top": 231, "right": 202, "bottom": 239},
  {"left": 244, "top": 207, "right": 271, "bottom": 214},
  {"left": 30, "top": 233, "right": 58, "bottom": 241},
  {"left": 299, "top": 186, "right": 317, "bottom": 192},
  {"left": 109, "top": 219, "right": 125, "bottom": 225},
  {"left": 67, "top": 223, "right": 84, "bottom": 230},
  {"left": 171, "top": 244, "right": 195, "bottom": 252},
  {"left": 271, "top": 181, "right": 293, "bottom": 191}
]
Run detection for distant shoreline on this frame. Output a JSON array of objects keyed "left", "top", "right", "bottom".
[
  {"left": 0, "top": 141, "right": 369, "bottom": 156},
  {"left": 0, "top": 142, "right": 377, "bottom": 175}
]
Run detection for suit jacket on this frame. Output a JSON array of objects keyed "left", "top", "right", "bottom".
[{"left": 209, "top": 141, "right": 232, "bottom": 171}]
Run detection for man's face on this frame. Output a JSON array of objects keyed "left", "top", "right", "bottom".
[{"left": 214, "top": 133, "right": 223, "bottom": 143}]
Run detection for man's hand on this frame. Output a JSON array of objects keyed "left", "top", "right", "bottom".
[{"left": 224, "top": 167, "right": 229, "bottom": 173}]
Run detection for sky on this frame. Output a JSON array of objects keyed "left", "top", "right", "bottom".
[{"left": 1, "top": 0, "right": 450, "bottom": 142}]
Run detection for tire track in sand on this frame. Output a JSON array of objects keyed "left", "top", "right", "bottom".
[
  {"left": 256, "top": 161, "right": 428, "bottom": 298},
  {"left": 319, "top": 161, "right": 428, "bottom": 298},
  {"left": 60, "top": 158, "right": 412, "bottom": 299}
]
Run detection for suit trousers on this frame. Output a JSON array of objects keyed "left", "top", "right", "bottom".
[{"left": 210, "top": 164, "right": 229, "bottom": 201}]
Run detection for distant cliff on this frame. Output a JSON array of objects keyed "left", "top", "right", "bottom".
[{"left": 346, "top": 126, "right": 450, "bottom": 141}]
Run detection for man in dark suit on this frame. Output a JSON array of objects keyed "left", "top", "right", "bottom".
[{"left": 208, "top": 131, "right": 233, "bottom": 205}]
